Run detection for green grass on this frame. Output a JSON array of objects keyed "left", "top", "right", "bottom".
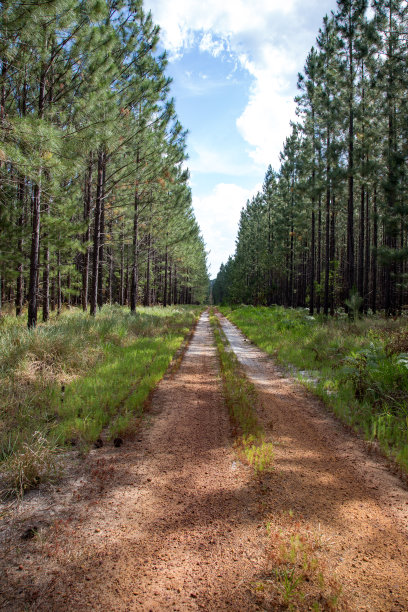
[
  {"left": 219, "top": 305, "right": 408, "bottom": 472},
  {"left": 210, "top": 310, "right": 274, "bottom": 474},
  {"left": 0, "top": 304, "right": 201, "bottom": 496},
  {"left": 256, "top": 510, "right": 344, "bottom": 610}
]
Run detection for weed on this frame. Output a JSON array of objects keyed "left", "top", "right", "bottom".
[
  {"left": 254, "top": 510, "right": 345, "bottom": 610},
  {"left": 1, "top": 431, "right": 61, "bottom": 499},
  {"left": 276, "top": 566, "right": 304, "bottom": 605},
  {"left": 241, "top": 435, "right": 274, "bottom": 474}
]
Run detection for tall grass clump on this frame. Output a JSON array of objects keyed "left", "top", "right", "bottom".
[
  {"left": 1, "top": 432, "right": 61, "bottom": 499},
  {"left": 210, "top": 310, "right": 273, "bottom": 474},
  {"left": 220, "top": 305, "right": 408, "bottom": 472},
  {"left": 0, "top": 305, "right": 200, "bottom": 496}
]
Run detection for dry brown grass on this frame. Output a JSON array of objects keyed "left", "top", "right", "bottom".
[
  {"left": 1, "top": 431, "right": 62, "bottom": 499},
  {"left": 385, "top": 328, "right": 408, "bottom": 355}
]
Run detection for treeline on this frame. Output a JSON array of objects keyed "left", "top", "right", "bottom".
[
  {"left": 213, "top": 0, "right": 408, "bottom": 315},
  {"left": 0, "top": 0, "right": 208, "bottom": 328}
]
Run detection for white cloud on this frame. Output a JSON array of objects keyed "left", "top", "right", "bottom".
[
  {"left": 236, "top": 46, "right": 297, "bottom": 165},
  {"left": 199, "top": 32, "right": 226, "bottom": 57},
  {"left": 145, "top": 0, "right": 338, "bottom": 272},
  {"left": 146, "top": 0, "right": 298, "bottom": 76},
  {"left": 146, "top": 0, "right": 337, "bottom": 168},
  {"left": 193, "top": 182, "right": 261, "bottom": 275},
  {"left": 188, "top": 144, "right": 258, "bottom": 177}
]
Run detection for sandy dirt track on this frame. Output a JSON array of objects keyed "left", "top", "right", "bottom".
[
  {"left": 217, "top": 312, "right": 408, "bottom": 611},
  {"left": 1, "top": 312, "right": 266, "bottom": 611},
  {"left": 1, "top": 309, "right": 408, "bottom": 611}
]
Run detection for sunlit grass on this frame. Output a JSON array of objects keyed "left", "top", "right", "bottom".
[
  {"left": 0, "top": 305, "right": 201, "bottom": 495},
  {"left": 220, "top": 305, "right": 408, "bottom": 472}
]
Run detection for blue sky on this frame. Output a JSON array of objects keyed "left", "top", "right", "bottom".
[{"left": 144, "top": 0, "right": 339, "bottom": 277}]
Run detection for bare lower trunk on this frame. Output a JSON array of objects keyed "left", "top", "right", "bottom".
[
  {"left": 28, "top": 181, "right": 41, "bottom": 328},
  {"left": 120, "top": 224, "right": 125, "bottom": 306},
  {"left": 16, "top": 177, "right": 25, "bottom": 316},
  {"left": 57, "top": 249, "right": 62, "bottom": 315},
  {"left": 97, "top": 159, "right": 106, "bottom": 310},
  {"left": 310, "top": 209, "right": 315, "bottom": 315},
  {"left": 372, "top": 187, "right": 377, "bottom": 313},
  {"left": 82, "top": 153, "right": 93, "bottom": 311},
  {"left": 358, "top": 184, "right": 365, "bottom": 299},
  {"left": 42, "top": 196, "right": 50, "bottom": 322},
  {"left": 163, "top": 237, "right": 168, "bottom": 307},
  {"left": 42, "top": 242, "right": 49, "bottom": 322},
  {"left": 90, "top": 150, "right": 104, "bottom": 316},
  {"left": 144, "top": 233, "right": 151, "bottom": 307},
  {"left": 323, "top": 135, "right": 330, "bottom": 316},
  {"left": 130, "top": 189, "right": 139, "bottom": 312}
]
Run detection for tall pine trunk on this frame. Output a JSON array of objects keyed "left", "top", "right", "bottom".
[
  {"left": 357, "top": 184, "right": 365, "bottom": 299},
  {"left": 144, "top": 232, "right": 151, "bottom": 307},
  {"left": 346, "top": 26, "right": 355, "bottom": 299},
  {"left": 323, "top": 132, "right": 330, "bottom": 316},
  {"left": 130, "top": 187, "right": 139, "bottom": 312},
  {"left": 16, "top": 78, "right": 27, "bottom": 316},
  {"left": 317, "top": 193, "right": 322, "bottom": 313},
  {"left": 82, "top": 152, "right": 93, "bottom": 311},
  {"left": 27, "top": 66, "right": 46, "bottom": 328},
  {"left": 329, "top": 193, "right": 336, "bottom": 316},
  {"left": 163, "top": 234, "right": 168, "bottom": 307},
  {"left": 16, "top": 176, "right": 25, "bottom": 316},
  {"left": 372, "top": 186, "right": 378, "bottom": 313},
  {"left": 90, "top": 150, "right": 104, "bottom": 316},
  {"left": 364, "top": 190, "right": 370, "bottom": 311},
  {"left": 120, "top": 221, "right": 125, "bottom": 306},
  {"left": 57, "top": 248, "right": 61, "bottom": 315},
  {"left": 97, "top": 157, "right": 106, "bottom": 310},
  {"left": 42, "top": 198, "right": 50, "bottom": 322},
  {"left": 108, "top": 219, "right": 113, "bottom": 304},
  {"left": 168, "top": 261, "right": 172, "bottom": 305},
  {"left": 28, "top": 181, "right": 42, "bottom": 328}
]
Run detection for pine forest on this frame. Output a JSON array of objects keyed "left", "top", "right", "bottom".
[
  {"left": 2, "top": 2, "right": 408, "bottom": 610},
  {"left": 0, "top": 0, "right": 208, "bottom": 328},
  {"left": 213, "top": 0, "right": 408, "bottom": 316}
]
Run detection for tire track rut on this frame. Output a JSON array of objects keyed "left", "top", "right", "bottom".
[
  {"left": 218, "top": 311, "right": 408, "bottom": 611},
  {"left": 1, "top": 311, "right": 266, "bottom": 611}
]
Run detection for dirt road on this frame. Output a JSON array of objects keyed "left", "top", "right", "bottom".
[
  {"left": 1, "top": 312, "right": 265, "bottom": 610},
  {"left": 1, "top": 310, "right": 408, "bottom": 611},
  {"left": 217, "top": 312, "right": 408, "bottom": 611}
]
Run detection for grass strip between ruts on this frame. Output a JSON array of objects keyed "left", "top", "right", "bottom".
[{"left": 210, "top": 309, "right": 274, "bottom": 474}]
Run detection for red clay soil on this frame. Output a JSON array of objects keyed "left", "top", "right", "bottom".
[{"left": 1, "top": 310, "right": 408, "bottom": 611}]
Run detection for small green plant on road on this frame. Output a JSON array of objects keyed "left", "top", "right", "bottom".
[{"left": 255, "top": 510, "right": 344, "bottom": 610}]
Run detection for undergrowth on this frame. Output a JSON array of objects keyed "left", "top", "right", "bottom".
[
  {"left": 209, "top": 309, "right": 274, "bottom": 474},
  {"left": 1, "top": 432, "right": 61, "bottom": 499},
  {"left": 252, "top": 510, "right": 345, "bottom": 610},
  {"left": 220, "top": 305, "right": 408, "bottom": 473},
  {"left": 0, "top": 305, "right": 200, "bottom": 497}
]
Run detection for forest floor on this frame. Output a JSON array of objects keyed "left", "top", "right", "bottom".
[{"left": 1, "top": 310, "right": 408, "bottom": 610}]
